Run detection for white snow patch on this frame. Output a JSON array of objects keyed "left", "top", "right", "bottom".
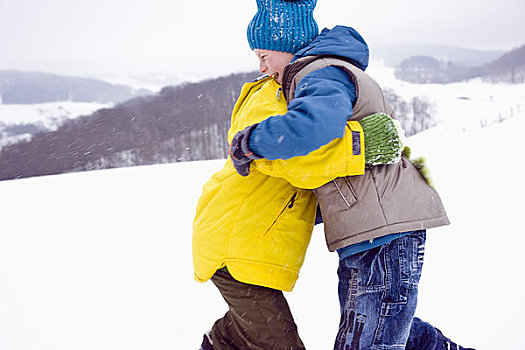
[
  {"left": 0, "top": 101, "right": 111, "bottom": 127},
  {"left": 0, "top": 62, "right": 524, "bottom": 349}
]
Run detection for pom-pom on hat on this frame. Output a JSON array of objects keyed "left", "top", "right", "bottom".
[{"left": 247, "top": 0, "right": 319, "bottom": 54}]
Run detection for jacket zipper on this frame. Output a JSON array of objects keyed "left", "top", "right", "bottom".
[{"left": 264, "top": 192, "right": 297, "bottom": 236}]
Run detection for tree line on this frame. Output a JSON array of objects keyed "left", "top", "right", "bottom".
[
  {"left": 0, "top": 72, "right": 257, "bottom": 180},
  {"left": 0, "top": 71, "right": 435, "bottom": 181}
]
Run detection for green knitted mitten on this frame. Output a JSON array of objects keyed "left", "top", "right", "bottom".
[{"left": 360, "top": 113, "right": 403, "bottom": 165}]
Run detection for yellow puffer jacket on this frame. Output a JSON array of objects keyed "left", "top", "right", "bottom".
[
  {"left": 192, "top": 77, "right": 318, "bottom": 292},
  {"left": 192, "top": 76, "right": 366, "bottom": 291}
]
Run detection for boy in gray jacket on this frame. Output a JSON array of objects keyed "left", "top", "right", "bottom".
[{"left": 229, "top": 0, "right": 474, "bottom": 349}]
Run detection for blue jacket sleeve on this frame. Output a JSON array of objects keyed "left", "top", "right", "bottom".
[{"left": 248, "top": 66, "right": 357, "bottom": 160}]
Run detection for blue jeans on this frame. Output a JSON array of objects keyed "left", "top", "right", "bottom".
[{"left": 334, "top": 230, "right": 445, "bottom": 350}]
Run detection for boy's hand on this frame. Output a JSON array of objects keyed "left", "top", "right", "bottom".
[
  {"left": 229, "top": 124, "right": 262, "bottom": 176},
  {"left": 360, "top": 113, "right": 404, "bottom": 165}
]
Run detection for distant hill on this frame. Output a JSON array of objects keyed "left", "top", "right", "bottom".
[
  {"left": 373, "top": 45, "right": 504, "bottom": 68},
  {"left": 394, "top": 56, "right": 472, "bottom": 84},
  {"left": 0, "top": 70, "right": 152, "bottom": 104},
  {"left": 0, "top": 71, "right": 259, "bottom": 180},
  {"left": 394, "top": 44, "right": 525, "bottom": 84},
  {"left": 0, "top": 69, "right": 434, "bottom": 181},
  {"left": 472, "top": 44, "right": 525, "bottom": 83}
]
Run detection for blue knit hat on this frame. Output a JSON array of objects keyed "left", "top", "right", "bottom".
[{"left": 247, "top": 0, "right": 319, "bottom": 54}]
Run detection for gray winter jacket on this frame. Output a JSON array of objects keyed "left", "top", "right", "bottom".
[{"left": 282, "top": 55, "right": 450, "bottom": 251}]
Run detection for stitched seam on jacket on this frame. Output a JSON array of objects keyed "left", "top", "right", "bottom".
[
  {"left": 225, "top": 258, "right": 301, "bottom": 273},
  {"left": 369, "top": 169, "right": 390, "bottom": 229}
]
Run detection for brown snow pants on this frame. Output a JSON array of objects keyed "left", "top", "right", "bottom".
[{"left": 209, "top": 268, "right": 305, "bottom": 350}]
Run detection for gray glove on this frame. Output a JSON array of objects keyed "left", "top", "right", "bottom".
[{"left": 229, "top": 124, "right": 262, "bottom": 176}]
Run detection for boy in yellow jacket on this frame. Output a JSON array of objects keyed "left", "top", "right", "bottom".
[{"left": 193, "top": 76, "right": 317, "bottom": 350}]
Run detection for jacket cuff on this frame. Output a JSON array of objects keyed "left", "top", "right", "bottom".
[{"left": 241, "top": 124, "right": 264, "bottom": 159}]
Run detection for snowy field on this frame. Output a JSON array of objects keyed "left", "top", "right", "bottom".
[
  {"left": 1, "top": 65, "right": 524, "bottom": 349},
  {"left": 0, "top": 101, "right": 111, "bottom": 127},
  {"left": 0, "top": 101, "right": 111, "bottom": 149}
]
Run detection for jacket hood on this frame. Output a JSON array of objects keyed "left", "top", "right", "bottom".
[{"left": 294, "top": 25, "right": 369, "bottom": 71}]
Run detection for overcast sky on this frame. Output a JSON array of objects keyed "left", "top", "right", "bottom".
[{"left": 1, "top": 0, "right": 524, "bottom": 78}]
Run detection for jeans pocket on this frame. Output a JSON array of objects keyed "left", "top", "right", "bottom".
[
  {"left": 380, "top": 300, "right": 407, "bottom": 317},
  {"left": 383, "top": 233, "right": 423, "bottom": 305},
  {"left": 409, "top": 231, "right": 426, "bottom": 287}
]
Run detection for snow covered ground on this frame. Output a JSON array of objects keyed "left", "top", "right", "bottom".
[
  {"left": 0, "top": 101, "right": 111, "bottom": 126},
  {"left": 0, "top": 101, "right": 111, "bottom": 149},
  {"left": 368, "top": 61, "right": 524, "bottom": 133},
  {"left": 1, "top": 65, "right": 524, "bottom": 349}
]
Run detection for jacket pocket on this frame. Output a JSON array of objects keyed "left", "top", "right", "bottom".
[
  {"left": 315, "top": 177, "right": 358, "bottom": 218},
  {"left": 332, "top": 177, "right": 358, "bottom": 209},
  {"left": 315, "top": 177, "right": 358, "bottom": 220},
  {"left": 263, "top": 192, "right": 298, "bottom": 237}
]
